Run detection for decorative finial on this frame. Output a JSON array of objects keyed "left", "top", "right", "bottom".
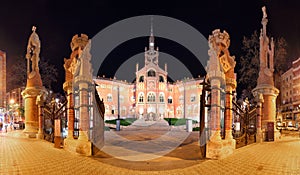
[{"left": 32, "top": 26, "right": 36, "bottom": 32}]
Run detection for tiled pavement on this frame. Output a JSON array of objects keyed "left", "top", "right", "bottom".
[{"left": 1, "top": 130, "right": 300, "bottom": 175}]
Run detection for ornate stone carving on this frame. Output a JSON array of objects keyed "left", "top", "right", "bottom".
[
  {"left": 253, "top": 6, "right": 279, "bottom": 141},
  {"left": 26, "top": 26, "right": 41, "bottom": 74},
  {"left": 258, "top": 6, "right": 275, "bottom": 85},
  {"left": 208, "top": 29, "right": 236, "bottom": 74}
]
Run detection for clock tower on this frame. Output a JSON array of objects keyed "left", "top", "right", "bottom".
[{"left": 135, "top": 21, "right": 168, "bottom": 121}]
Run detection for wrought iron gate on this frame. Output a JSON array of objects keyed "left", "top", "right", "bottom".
[
  {"left": 43, "top": 98, "right": 67, "bottom": 142},
  {"left": 232, "top": 100, "right": 257, "bottom": 147}
]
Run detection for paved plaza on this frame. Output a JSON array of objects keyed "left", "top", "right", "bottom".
[{"left": 0, "top": 129, "right": 300, "bottom": 175}]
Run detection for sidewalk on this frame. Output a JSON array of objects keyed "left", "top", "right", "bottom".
[{"left": 0, "top": 130, "right": 300, "bottom": 175}]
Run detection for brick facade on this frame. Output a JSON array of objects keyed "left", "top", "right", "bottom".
[{"left": 94, "top": 33, "right": 203, "bottom": 121}]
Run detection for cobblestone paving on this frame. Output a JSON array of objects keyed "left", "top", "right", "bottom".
[{"left": 0, "top": 130, "right": 300, "bottom": 175}]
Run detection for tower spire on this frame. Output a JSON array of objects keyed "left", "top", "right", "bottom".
[
  {"left": 149, "top": 16, "right": 154, "bottom": 49},
  {"left": 150, "top": 16, "right": 153, "bottom": 36}
]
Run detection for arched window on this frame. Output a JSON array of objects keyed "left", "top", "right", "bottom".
[
  {"left": 159, "top": 93, "right": 164, "bottom": 102},
  {"left": 107, "top": 94, "right": 112, "bottom": 102},
  {"left": 139, "top": 76, "right": 144, "bottom": 82},
  {"left": 147, "top": 70, "right": 156, "bottom": 77},
  {"left": 119, "top": 95, "right": 124, "bottom": 103},
  {"left": 159, "top": 76, "right": 164, "bottom": 82},
  {"left": 105, "top": 105, "right": 110, "bottom": 114},
  {"left": 179, "top": 95, "right": 184, "bottom": 104},
  {"left": 147, "top": 92, "right": 155, "bottom": 102},
  {"left": 176, "top": 106, "right": 182, "bottom": 114},
  {"left": 138, "top": 93, "right": 144, "bottom": 103},
  {"left": 168, "top": 96, "right": 173, "bottom": 104},
  {"left": 121, "top": 106, "right": 126, "bottom": 116}
]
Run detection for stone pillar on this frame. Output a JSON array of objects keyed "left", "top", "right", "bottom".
[
  {"left": 63, "top": 82, "right": 74, "bottom": 139},
  {"left": 206, "top": 29, "right": 236, "bottom": 159},
  {"left": 210, "top": 78, "right": 222, "bottom": 140},
  {"left": 256, "top": 93, "right": 264, "bottom": 142},
  {"left": 206, "top": 73, "right": 225, "bottom": 159},
  {"left": 78, "top": 82, "right": 89, "bottom": 141},
  {"left": 22, "top": 87, "right": 46, "bottom": 138},
  {"left": 224, "top": 78, "right": 236, "bottom": 149},
  {"left": 253, "top": 87, "right": 279, "bottom": 140},
  {"left": 253, "top": 7, "right": 280, "bottom": 141},
  {"left": 36, "top": 93, "right": 47, "bottom": 139},
  {"left": 37, "top": 106, "right": 44, "bottom": 139}
]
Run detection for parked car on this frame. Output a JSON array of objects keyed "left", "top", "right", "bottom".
[{"left": 287, "top": 126, "right": 298, "bottom": 131}]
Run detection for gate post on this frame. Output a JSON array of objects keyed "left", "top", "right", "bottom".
[{"left": 206, "top": 29, "right": 236, "bottom": 159}]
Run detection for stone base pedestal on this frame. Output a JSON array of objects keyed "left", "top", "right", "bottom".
[
  {"left": 64, "top": 131, "right": 92, "bottom": 156},
  {"left": 66, "top": 130, "right": 74, "bottom": 139},
  {"left": 23, "top": 121, "right": 38, "bottom": 137},
  {"left": 206, "top": 131, "right": 235, "bottom": 159},
  {"left": 64, "top": 137, "right": 75, "bottom": 152},
  {"left": 256, "top": 129, "right": 263, "bottom": 143},
  {"left": 22, "top": 84, "right": 47, "bottom": 139},
  {"left": 37, "top": 131, "right": 44, "bottom": 140},
  {"left": 23, "top": 132, "right": 38, "bottom": 138}
]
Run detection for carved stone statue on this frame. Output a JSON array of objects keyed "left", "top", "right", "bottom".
[
  {"left": 262, "top": 6, "right": 267, "bottom": 19},
  {"left": 26, "top": 26, "right": 41, "bottom": 74}
]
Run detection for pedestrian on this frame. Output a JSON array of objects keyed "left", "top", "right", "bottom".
[
  {"left": 0, "top": 122, "right": 3, "bottom": 132},
  {"left": 4, "top": 124, "right": 8, "bottom": 133}
]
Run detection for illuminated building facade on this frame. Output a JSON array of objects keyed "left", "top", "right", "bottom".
[{"left": 94, "top": 30, "right": 203, "bottom": 121}]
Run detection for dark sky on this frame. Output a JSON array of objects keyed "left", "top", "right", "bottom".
[{"left": 0, "top": 0, "right": 300, "bottom": 94}]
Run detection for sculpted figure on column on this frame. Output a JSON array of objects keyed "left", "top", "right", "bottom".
[{"left": 26, "top": 26, "right": 41, "bottom": 73}]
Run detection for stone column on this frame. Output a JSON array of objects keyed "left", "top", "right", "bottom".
[
  {"left": 256, "top": 93, "right": 264, "bottom": 142},
  {"left": 210, "top": 78, "right": 222, "bottom": 140},
  {"left": 36, "top": 99, "right": 44, "bottom": 139},
  {"left": 253, "top": 7, "right": 280, "bottom": 141},
  {"left": 63, "top": 81, "right": 74, "bottom": 139},
  {"left": 224, "top": 90, "right": 233, "bottom": 139},
  {"left": 22, "top": 87, "right": 46, "bottom": 138},
  {"left": 224, "top": 78, "right": 236, "bottom": 150},
  {"left": 253, "top": 86, "right": 279, "bottom": 141},
  {"left": 37, "top": 106, "right": 44, "bottom": 139},
  {"left": 36, "top": 92, "right": 47, "bottom": 139},
  {"left": 206, "top": 72, "right": 225, "bottom": 159},
  {"left": 78, "top": 82, "right": 89, "bottom": 141}
]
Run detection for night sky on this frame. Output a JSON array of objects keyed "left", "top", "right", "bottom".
[{"left": 0, "top": 0, "right": 300, "bottom": 94}]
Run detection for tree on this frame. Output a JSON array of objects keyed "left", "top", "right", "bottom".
[
  {"left": 7, "top": 57, "right": 59, "bottom": 92},
  {"left": 39, "top": 59, "right": 59, "bottom": 90},
  {"left": 238, "top": 31, "right": 288, "bottom": 101}
]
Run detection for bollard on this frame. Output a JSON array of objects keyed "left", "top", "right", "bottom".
[
  {"left": 116, "top": 119, "right": 121, "bottom": 131},
  {"left": 186, "top": 119, "right": 193, "bottom": 132}
]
